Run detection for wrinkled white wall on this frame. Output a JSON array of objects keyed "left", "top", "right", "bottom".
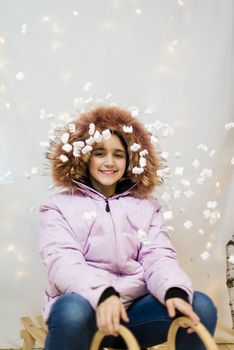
[{"left": 0, "top": 0, "right": 234, "bottom": 347}]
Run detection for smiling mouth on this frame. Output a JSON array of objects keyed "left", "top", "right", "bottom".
[{"left": 99, "top": 170, "right": 118, "bottom": 175}]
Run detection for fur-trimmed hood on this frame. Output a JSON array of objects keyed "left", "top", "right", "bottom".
[{"left": 47, "top": 106, "right": 162, "bottom": 198}]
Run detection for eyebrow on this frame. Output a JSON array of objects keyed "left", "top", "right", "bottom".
[{"left": 93, "top": 147, "right": 126, "bottom": 153}]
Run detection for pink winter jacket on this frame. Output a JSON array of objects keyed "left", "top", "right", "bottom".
[{"left": 39, "top": 179, "right": 193, "bottom": 321}]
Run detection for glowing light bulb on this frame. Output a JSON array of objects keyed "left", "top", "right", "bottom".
[
  {"left": 136, "top": 9, "right": 142, "bottom": 15},
  {"left": 0, "top": 35, "right": 5, "bottom": 44},
  {"left": 5, "top": 102, "right": 10, "bottom": 109},
  {"left": 42, "top": 15, "right": 51, "bottom": 22},
  {"left": 207, "top": 242, "right": 212, "bottom": 249},
  {"left": 52, "top": 24, "right": 62, "bottom": 33},
  {"left": 73, "top": 10, "right": 79, "bottom": 16},
  {"left": 178, "top": 0, "right": 185, "bottom": 6},
  {"left": 215, "top": 182, "right": 220, "bottom": 188},
  {"left": 0, "top": 84, "right": 6, "bottom": 92},
  {"left": 7, "top": 245, "right": 15, "bottom": 252}
]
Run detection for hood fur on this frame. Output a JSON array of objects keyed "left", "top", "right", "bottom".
[{"left": 47, "top": 106, "right": 162, "bottom": 198}]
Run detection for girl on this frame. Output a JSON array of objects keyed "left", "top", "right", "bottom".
[{"left": 39, "top": 106, "right": 217, "bottom": 350}]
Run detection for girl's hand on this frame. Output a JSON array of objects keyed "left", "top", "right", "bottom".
[
  {"left": 165, "top": 298, "right": 200, "bottom": 333},
  {"left": 96, "top": 295, "right": 129, "bottom": 336}
]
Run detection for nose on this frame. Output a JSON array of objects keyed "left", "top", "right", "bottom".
[{"left": 103, "top": 154, "right": 115, "bottom": 167}]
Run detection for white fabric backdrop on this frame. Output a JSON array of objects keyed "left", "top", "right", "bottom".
[{"left": 0, "top": 0, "right": 233, "bottom": 347}]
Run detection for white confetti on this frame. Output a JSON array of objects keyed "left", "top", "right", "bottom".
[
  {"left": 209, "top": 149, "right": 216, "bottom": 157},
  {"left": 161, "top": 151, "right": 169, "bottom": 159},
  {"left": 102, "top": 129, "right": 112, "bottom": 141},
  {"left": 83, "top": 211, "right": 97, "bottom": 223},
  {"left": 0, "top": 171, "right": 14, "bottom": 184},
  {"left": 196, "top": 177, "right": 205, "bottom": 185},
  {"left": 21, "top": 23, "right": 28, "bottom": 34},
  {"left": 200, "top": 251, "right": 210, "bottom": 261},
  {"left": 82, "top": 82, "right": 93, "bottom": 91},
  {"left": 68, "top": 123, "right": 76, "bottom": 133},
  {"left": 184, "top": 189, "right": 194, "bottom": 198},
  {"left": 161, "top": 192, "right": 171, "bottom": 201},
  {"left": 197, "top": 144, "right": 208, "bottom": 152},
  {"left": 174, "top": 167, "right": 184, "bottom": 176},
  {"left": 140, "top": 149, "right": 148, "bottom": 157},
  {"left": 192, "top": 159, "right": 200, "bottom": 169},
  {"left": 207, "top": 201, "right": 217, "bottom": 209},
  {"left": 173, "top": 190, "right": 181, "bottom": 199},
  {"left": 40, "top": 141, "right": 50, "bottom": 147},
  {"left": 184, "top": 220, "right": 193, "bottom": 229},
  {"left": 59, "top": 155, "right": 69, "bottom": 163},
  {"left": 156, "top": 169, "right": 164, "bottom": 177},
  {"left": 132, "top": 167, "right": 144, "bottom": 174},
  {"left": 15, "top": 72, "right": 25, "bottom": 81},
  {"left": 81, "top": 145, "right": 92, "bottom": 154},
  {"left": 228, "top": 254, "right": 234, "bottom": 264},
  {"left": 180, "top": 179, "right": 190, "bottom": 187},
  {"left": 163, "top": 210, "right": 173, "bottom": 221},
  {"left": 61, "top": 132, "right": 70, "bottom": 144},
  {"left": 73, "top": 141, "right": 84, "bottom": 149},
  {"left": 123, "top": 125, "right": 133, "bottom": 133},
  {"left": 130, "top": 143, "right": 141, "bottom": 152},
  {"left": 137, "top": 229, "right": 149, "bottom": 244},
  {"left": 62, "top": 143, "right": 73, "bottom": 153},
  {"left": 93, "top": 130, "right": 102, "bottom": 143},
  {"left": 85, "top": 137, "right": 95, "bottom": 146},
  {"left": 105, "top": 92, "right": 112, "bottom": 99},
  {"left": 197, "top": 228, "right": 205, "bottom": 236},
  {"left": 139, "top": 157, "right": 146, "bottom": 167},
  {"left": 89, "top": 123, "right": 95, "bottom": 136},
  {"left": 225, "top": 122, "right": 234, "bottom": 130},
  {"left": 151, "top": 136, "right": 158, "bottom": 145},
  {"left": 31, "top": 167, "right": 38, "bottom": 175}
]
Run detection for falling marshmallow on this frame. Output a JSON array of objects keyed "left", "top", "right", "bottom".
[
  {"left": 207, "top": 201, "right": 217, "bottom": 209},
  {"left": 197, "top": 144, "right": 208, "bottom": 152},
  {"left": 59, "top": 155, "right": 69, "bottom": 163},
  {"left": 197, "top": 228, "right": 205, "bottom": 236},
  {"left": 140, "top": 149, "right": 149, "bottom": 157},
  {"left": 192, "top": 159, "right": 200, "bottom": 169},
  {"left": 163, "top": 210, "right": 173, "bottom": 221},
  {"left": 184, "top": 189, "right": 194, "bottom": 198},
  {"left": 139, "top": 157, "right": 146, "bottom": 167},
  {"left": 62, "top": 143, "right": 73, "bottom": 153},
  {"left": 102, "top": 129, "right": 112, "bottom": 140},
  {"left": 15, "top": 72, "right": 25, "bottom": 81},
  {"left": 132, "top": 167, "right": 144, "bottom": 174},
  {"left": 68, "top": 123, "right": 76, "bottom": 133},
  {"left": 83, "top": 211, "right": 97, "bottom": 223},
  {"left": 89, "top": 123, "right": 95, "bottom": 136},
  {"left": 175, "top": 167, "right": 184, "bottom": 176},
  {"left": 184, "top": 220, "right": 193, "bottom": 229},
  {"left": 151, "top": 136, "right": 158, "bottom": 145},
  {"left": 225, "top": 122, "right": 234, "bottom": 130},
  {"left": 93, "top": 130, "right": 102, "bottom": 143},
  {"left": 200, "top": 251, "right": 210, "bottom": 261},
  {"left": 31, "top": 167, "right": 38, "bottom": 175},
  {"left": 130, "top": 143, "right": 141, "bottom": 152},
  {"left": 82, "top": 82, "right": 93, "bottom": 91},
  {"left": 61, "top": 132, "right": 70, "bottom": 144},
  {"left": 123, "top": 125, "right": 133, "bottom": 133},
  {"left": 228, "top": 254, "right": 234, "bottom": 264},
  {"left": 81, "top": 145, "right": 92, "bottom": 154},
  {"left": 161, "top": 151, "right": 169, "bottom": 159},
  {"left": 180, "top": 179, "right": 190, "bottom": 187}
]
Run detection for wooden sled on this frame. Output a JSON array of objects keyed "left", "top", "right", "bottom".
[{"left": 20, "top": 315, "right": 218, "bottom": 350}]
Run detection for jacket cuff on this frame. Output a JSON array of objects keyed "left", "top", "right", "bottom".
[
  {"left": 165, "top": 287, "right": 189, "bottom": 303},
  {"left": 97, "top": 287, "right": 120, "bottom": 306}
]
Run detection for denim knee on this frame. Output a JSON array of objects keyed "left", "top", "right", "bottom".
[
  {"left": 192, "top": 291, "right": 217, "bottom": 335},
  {"left": 47, "top": 293, "right": 95, "bottom": 331}
]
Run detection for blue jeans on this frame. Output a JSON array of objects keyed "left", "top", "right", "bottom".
[{"left": 45, "top": 291, "right": 217, "bottom": 350}]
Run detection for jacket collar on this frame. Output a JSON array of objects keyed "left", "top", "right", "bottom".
[{"left": 72, "top": 176, "right": 137, "bottom": 199}]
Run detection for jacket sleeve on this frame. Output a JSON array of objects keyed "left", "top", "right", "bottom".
[
  {"left": 138, "top": 199, "right": 194, "bottom": 305},
  {"left": 38, "top": 199, "right": 111, "bottom": 310}
]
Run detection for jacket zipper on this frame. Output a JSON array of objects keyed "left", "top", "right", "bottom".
[
  {"left": 104, "top": 198, "right": 120, "bottom": 274},
  {"left": 105, "top": 198, "right": 110, "bottom": 212}
]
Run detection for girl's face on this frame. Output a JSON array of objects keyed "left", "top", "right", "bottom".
[{"left": 88, "top": 134, "right": 127, "bottom": 197}]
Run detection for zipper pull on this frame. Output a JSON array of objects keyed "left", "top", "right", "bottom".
[{"left": 105, "top": 199, "right": 110, "bottom": 212}]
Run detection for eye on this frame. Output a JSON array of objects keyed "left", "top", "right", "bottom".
[
  {"left": 115, "top": 154, "right": 125, "bottom": 158},
  {"left": 93, "top": 151, "right": 104, "bottom": 157}
]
